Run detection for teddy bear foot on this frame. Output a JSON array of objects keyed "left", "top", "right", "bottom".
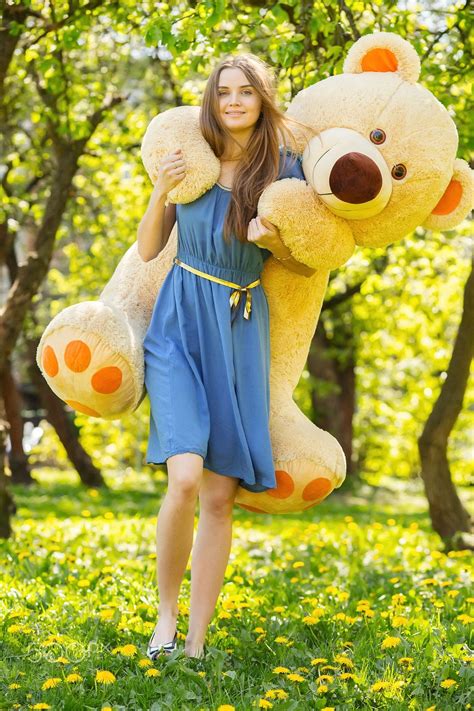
[{"left": 37, "top": 301, "right": 143, "bottom": 419}]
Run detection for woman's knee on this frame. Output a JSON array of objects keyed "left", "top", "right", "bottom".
[
  {"left": 199, "top": 476, "right": 239, "bottom": 518},
  {"left": 166, "top": 452, "right": 203, "bottom": 500}
]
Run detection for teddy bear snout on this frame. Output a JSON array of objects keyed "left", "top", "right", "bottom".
[
  {"left": 302, "top": 128, "right": 393, "bottom": 219},
  {"left": 329, "top": 152, "right": 383, "bottom": 204}
]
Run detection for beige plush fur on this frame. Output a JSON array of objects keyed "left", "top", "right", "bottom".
[{"left": 37, "top": 32, "right": 472, "bottom": 514}]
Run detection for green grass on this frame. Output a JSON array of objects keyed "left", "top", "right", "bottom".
[{"left": 0, "top": 468, "right": 472, "bottom": 711}]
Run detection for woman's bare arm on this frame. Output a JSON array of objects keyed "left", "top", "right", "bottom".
[{"left": 137, "top": 191, "right": 176, "bottom": 262}]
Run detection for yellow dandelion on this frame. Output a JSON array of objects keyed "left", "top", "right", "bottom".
[
  {"left": 102, "top": 707, "right": 113, "bottom": 711},
  {"left": 292, "top": 561, "right": 304, "bottom": 568},
  {"left": 77, "top": 579, "right": 90, "bottom": 588},
  {"left": 41, "top": 677, "right": 62, "bottom": 690},
  {"left": 99, "top": 609, "right": 115, "bottom": 620},
  {"left": 65, "top": 673, "right": 83, "bottom": 683},
  {"left": 258, "top": 700, "right": 273, "bottom": 709},
  {"left": 333, "top": 612, "right": 347, "bottom": 621},
  {"left": 381, "top": 636, "right": 401, "bottom": 649},
  {"left": 218, "top": 610, "right": 232, "bottom": 619},
  {"left": 119, "top": 644, "right": 138, "bottom": 657},
  {"left": 461, "top": 655, "right": 474, "bottom": 663},
  {"left": 31, "top": 705, "right": 51, "bottom": 710},
  {"left": 7, "top": 624, "right": 24, "bottom": 634},
  {"left": 8, "top": 683, "right": 21, "bottom": 689},
  {"left": 95, "top": 670, "right": 116, "bottom": 684},
  {"left": 440, "top": 678, "right": 457, "bottom": 689},
  {"left": 274, "top": 636, "right": 289, "bottom": 644},
  {"left": 340, "top": 672, "right": 356, "bottom": 680},
  {"left": 302, "top": 615, "right": 320, "bottom": 624},
  {"left": 317, "top": 674, "right": 334, "bottom": 683},
  {"left": 311, "top": 658, "right": 328, "bottom": 666},
  {"left": 398, "top": 657, "right": 414, "bottom": 665},
  {"left": 446, "top": 590, "right": 459, "bottom": 598},
  {"left": 138, "top": 658, "right": 152, "bottom": 668},
  {"left": 334, "top": 654, "right": 354, "bottom": 668},
  {"left": 392, "top": 615, "right": 410, "bottom": 627},
  {"left": 273, "top": 606, "right": 285, "bottom": 613},
  {"left": 272, "top": 666, "right": 290, "bottom": 674},
  {"left": 456, "top": 614, "right": 473, "bottom": 624},
  {"left": 104, "top": 511, "right": 115, "bottom": 519},
  {"left": 198, "top": 671, "right": 206, "bottom": 677},
  {"left": 265, "top": 689, "right": 288, "bottom": 700},
  {"left": 317, "top": 684, "right": 328, "bottom": 693},
  {"left": 217, "top": 705, "right": 235, "bottom": 711},
  {"left": 145, "top": 668, "right": 161, "bottom": 677},
  {"left": 286, "top": 673, "right": 305, "bottom": 682},
  {"left": 371, "top": 680, "right": 390, "bottom": 692},
  {"left": 54, "top": 656, "right": 70, "bottom": 664}
]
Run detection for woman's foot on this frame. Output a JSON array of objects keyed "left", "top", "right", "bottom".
[
  {"left": 147, "top": 614, "right": 178, "bottom": 659},
  {"left": 184, "top": 638, "right": 205, "bottom": 658}
]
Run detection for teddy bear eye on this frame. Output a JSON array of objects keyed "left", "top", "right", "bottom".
[
  {"left": 392, "top": 164, "right": 407, "bottom": 180},
  {"left": 370, "top": 129, "right": 386, "bottom": 144}
]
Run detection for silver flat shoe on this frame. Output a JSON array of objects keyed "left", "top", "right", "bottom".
[{"left": 146, "top": 629, "right": 178, "bottom": 660}]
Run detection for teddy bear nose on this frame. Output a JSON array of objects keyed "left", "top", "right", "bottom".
[{"left": 329, "top": 152, "right": 383, "bottom": 204}]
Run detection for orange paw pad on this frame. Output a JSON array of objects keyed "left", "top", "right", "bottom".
[
  {"left": 238, "top": 503, "right": 266, "bottom": 513},
  {"left": 64, "top": 340, "right": 91, "bottom": 372},
  {"left": 43, "top": 345, "right": 59, "bottom": 377},
  {"left": 267, "top": 469, "right": 295, "bottom": 499},
  {"left": 65, "top": 400, "right": 101, "bottom": 417},
  {"left": 302, "top": 477, "right": 333, "bottom": 502},
  {"left": 91, "top": 366, "right": 122, "bottom": 394}
]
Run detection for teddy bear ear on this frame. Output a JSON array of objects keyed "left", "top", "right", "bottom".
[
  {"left": 422, "top": 159, "right": 473, "bottom": 231},
  {"left": 343, "top": 31, "right": 421, "bottom": 84}
]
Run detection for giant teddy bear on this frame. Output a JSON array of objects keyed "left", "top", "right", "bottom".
[{"left": 36, "top": 33, "right": 472, "bottom": 514}]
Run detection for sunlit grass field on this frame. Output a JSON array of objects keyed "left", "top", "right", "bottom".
[{"left": 1, "top": 468, "right": 472, "bottom": 710}]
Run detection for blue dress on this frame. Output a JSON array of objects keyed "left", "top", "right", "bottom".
[{"left": 143, "top": 149, "right": 305, "bottom": 492}]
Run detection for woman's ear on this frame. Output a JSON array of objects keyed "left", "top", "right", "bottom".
[
  {"left": 343, "top": 31, "right": 421, "bottom": 84},
  {"left": 423, "top": 159, "right": 473, "bottom": 231}
]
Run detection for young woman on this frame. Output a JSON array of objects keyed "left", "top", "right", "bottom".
[{"left": 138, "top": 54, "right": 315, "bottom": 660}]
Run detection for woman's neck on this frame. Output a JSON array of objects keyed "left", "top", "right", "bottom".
[{"left": 221, "top": 128, "right": 253, "bottom": 161}]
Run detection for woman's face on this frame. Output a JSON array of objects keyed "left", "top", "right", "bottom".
[{"left": 217, "top": 67, "right": 262, "bottom": 135}]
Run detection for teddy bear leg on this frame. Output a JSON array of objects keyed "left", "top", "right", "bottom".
[{"left": 234, "top": 400, "right": 346, "bottom": 514}]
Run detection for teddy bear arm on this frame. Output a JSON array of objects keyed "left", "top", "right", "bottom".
[{"left": 258, "top": 178, "right": 356, "bottom": 270}]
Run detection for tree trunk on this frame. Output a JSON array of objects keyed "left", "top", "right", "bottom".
[
  {"left": 307, "top": 318, "right": 356, "bottom": 477},
  {"left": 2, "top": 360, "right": 34, "bottom": 484},
  {"left": 418, "top": 259, "right": 474, "bottom": 550},
  {"left": 26, "top": 338, "right": 106, "bottom": 488}
]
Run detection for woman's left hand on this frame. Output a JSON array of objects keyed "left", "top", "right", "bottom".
[{"left": 247, "top": 216, "right": 290, "bottom": 257}]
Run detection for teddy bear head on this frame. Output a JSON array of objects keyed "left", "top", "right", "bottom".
[{"left": 286, "top": 32, "right": 472, "bottom": 247}]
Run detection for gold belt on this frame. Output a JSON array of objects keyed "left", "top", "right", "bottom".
[{"left": 173, "top": 257, "right": 260, "bottom": 320}]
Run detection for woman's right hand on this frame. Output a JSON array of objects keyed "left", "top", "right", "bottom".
[{"left": 153, "top": 149, "right": 186, "bottom": 196}]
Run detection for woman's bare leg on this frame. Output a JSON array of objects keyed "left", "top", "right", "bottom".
[
  {"left": 149, "top": 452, "right": 203, "bottom": 647},
  {"left": 185, "top": 469, "right": 240, "bottom": 657}
]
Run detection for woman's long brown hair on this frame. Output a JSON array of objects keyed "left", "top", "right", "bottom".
[{"left": 200, "top": 54, "right": 312, "bottom": 244}]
